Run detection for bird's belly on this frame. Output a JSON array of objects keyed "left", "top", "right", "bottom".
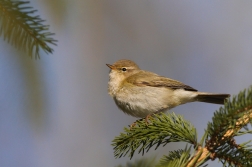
[
  {"left": 113, "top": 87, "right": 178, "bottom": 118},
  {"left": 114, "top": 97, "right": 158, "bottom": 118}
]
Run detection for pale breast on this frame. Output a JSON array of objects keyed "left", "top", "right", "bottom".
[
  {"left": 108, "top": 70, "right": 125, "bottom": 97},
  {"left": 113, "top": 86, "right": 178, "bottom": 118}
]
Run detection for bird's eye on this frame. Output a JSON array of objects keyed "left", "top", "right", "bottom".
[{"left": 122, "top": 68, "right": 127, "bottom": 71}]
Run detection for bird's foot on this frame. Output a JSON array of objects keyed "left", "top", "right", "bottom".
[
  {"left": 144, "top": 114, "right": 153, "bottom": 125},
  {"left": 129, "top": 115, "right": 154, "bottom": 130},
  {"left": 129, "top": 121, "right": 137, "bottom": 130}
]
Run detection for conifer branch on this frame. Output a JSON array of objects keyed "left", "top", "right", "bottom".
[
  {"left": 116, "top": 157, "right": 156, "bottom": 167},
  {"left": 156, "top": 146, "right": 192, "bottom": 167},
  {"left": 187, "top": 87, "right": 252, "bottom": 166},
  {"left": 114, "top": 86, "right": 252, "bottom": 166},
  {"left": 203, "top": 87, "right": 252, "bottom": 166},
  {"left": 112, "top": 113, "right": 197, "bottom": 159},
  {"left": 0, "top": 0, "right": 57, "bottom": 58}
]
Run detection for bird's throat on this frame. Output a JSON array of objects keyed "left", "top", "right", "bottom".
[{"left": 108, "top": 71, "right": 124, "bottom": 97}]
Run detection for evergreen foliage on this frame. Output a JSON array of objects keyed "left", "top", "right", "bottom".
[
  {"left": 113, "top": 86, "right": 252, "bottom": 167},
  {"left": 116, "top": 157, "right": 156, "bottom": 167},
  {"left": 0, "top": 0, "right": 57, "bottom": 58},
  {"left": 113, "top": 113, "right": 197, "bottom": 159}
]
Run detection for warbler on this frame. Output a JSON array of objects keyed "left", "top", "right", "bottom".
[{"left": 107, "top": 59, "right": 230, "bottom": 118}]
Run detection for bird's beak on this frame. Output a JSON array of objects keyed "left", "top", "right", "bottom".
[{"left": 106, "top": 64, "right": 115, "bottom": 70}]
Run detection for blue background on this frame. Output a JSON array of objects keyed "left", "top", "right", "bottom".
[{"left": 0, "top": 1, "right": 252, "bottom": 166}]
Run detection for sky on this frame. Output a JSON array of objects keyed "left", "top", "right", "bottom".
[{"left": 0, "top": 1, "right": 252, "bottom": 167}]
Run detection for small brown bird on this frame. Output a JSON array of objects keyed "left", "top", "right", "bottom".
[{"left": 107, "top": 59, "right": 230, "bottom": 118}]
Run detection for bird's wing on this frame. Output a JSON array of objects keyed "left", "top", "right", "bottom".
[{"left": 126, "top": 71, "right": 197, "bottom": 91}]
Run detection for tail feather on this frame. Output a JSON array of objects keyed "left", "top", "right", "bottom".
[{"left": 197, "top": 93, "right": 230, "bottom": 104}]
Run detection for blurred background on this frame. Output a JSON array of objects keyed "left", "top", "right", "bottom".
[{"left": 1, "top": 1, "right": 252, "bottom": 167}]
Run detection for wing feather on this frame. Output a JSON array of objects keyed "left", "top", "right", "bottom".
[{"left": 126, "top": 71, "right": 197, "bottom": 91}]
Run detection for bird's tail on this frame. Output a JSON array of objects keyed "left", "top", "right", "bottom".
[{"left": 196, "top": 93, "right": 230, "bottom": 104}]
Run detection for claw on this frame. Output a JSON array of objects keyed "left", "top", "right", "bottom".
[
  {"left": 129, "top": 114, "right": 154, "bottom": 130},
  {"left": 145, "top": 114, "right": 152, "bottom": 125},
  {"left": 129, "top": 122, "right": 137, "bottom": 130}
]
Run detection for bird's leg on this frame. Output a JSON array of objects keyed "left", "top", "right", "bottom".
[
  {"left": 129, "top": 117, "right": 145, "bottom": 129},
  {"left": 144, "top": 114, "right": 153, "bottom": 125},
  {"left": 129, "top": 115, "right": 154, "bottom": 129},
  {"left": 130, "top": 108, "right": 165, "bottom": 129},
  {"left": 129, "top": 122, "right": 136, "bottom": 129},
  {"left": 145, "top": 108, "right": 166, "bottom": 124}
]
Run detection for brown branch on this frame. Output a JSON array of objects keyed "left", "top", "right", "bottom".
[
  {"left": 223, "top": 109, "right": 252, "bottom": 138},
  {"left": 186, "top": 108, "right": 252, "bottom": 167},
  {"left": 187, "top": 147, "right": 210, "bottom": 167}
]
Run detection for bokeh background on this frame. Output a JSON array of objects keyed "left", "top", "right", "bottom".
[{"left": 1, "top": 1, "right": 252, "bottom": 167}]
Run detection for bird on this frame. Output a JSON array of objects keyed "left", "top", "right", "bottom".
[{"left": 106, "top": 59, "right": 230, "bottom": 119}]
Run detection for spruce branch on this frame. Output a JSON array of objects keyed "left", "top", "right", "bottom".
[
  {"left": 116, "top": 157, "right": 156, "bottom": 167},
  {"left": 156, "top": 146, "right": 192, "bottom": 167},
  {"left": 187, "top": 87, "right": 252, "bottom": 166},
  {"left": 112, "top": 113, "right": 197, "bottom": 159},
  {"left": 204, "top": 87, "right": 252, "bottom": 166},
  {"left": 0, "top": 0, "right": 57, "bottom": 58},
  {"left": 114, "top": 86, "right": 252, "bottom": 167}
]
